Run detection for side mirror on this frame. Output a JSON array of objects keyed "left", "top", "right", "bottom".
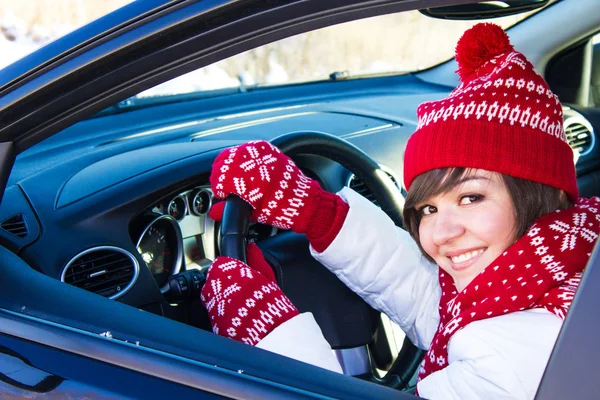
[{"left": 420, "top": 0, "right": 550, "bottom": 20}]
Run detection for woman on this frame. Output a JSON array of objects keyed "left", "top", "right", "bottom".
[{"left": 200, "top": 23, "right": 599, "bottom": 399}]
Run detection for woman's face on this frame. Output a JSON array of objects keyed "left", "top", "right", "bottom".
[{"left": 417, "top": 169, "right": 517, "bottom": 292}]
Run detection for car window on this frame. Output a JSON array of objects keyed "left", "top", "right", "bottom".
[{"left": 0, "top": 0, "right": 132, "bottom": 71}]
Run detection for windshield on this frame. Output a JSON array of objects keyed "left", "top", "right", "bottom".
[{"left": 135, "top": 10, "right": 535, "bottom": 99}]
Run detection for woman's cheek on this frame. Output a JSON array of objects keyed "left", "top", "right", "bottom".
[{"left": 418, "top": 219, "right": 437, "bottom": 260}]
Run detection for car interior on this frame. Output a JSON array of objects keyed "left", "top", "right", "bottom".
[{"left": 0, "top": 0, "right": 598, "bottom": 397}]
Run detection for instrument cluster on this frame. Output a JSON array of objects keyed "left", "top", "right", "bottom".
[
  {"left": 131, "top": 185, "right": 280, "bottom": 295},
  {"left": 131, "top": 186, "right": 216, "bottom": 292},
  {"left": 158, "top": 187, "right": 213, "bottom": 221}
]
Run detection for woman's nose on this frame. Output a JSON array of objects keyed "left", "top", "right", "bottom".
[{"left": 431, "top": 209, "right": 465, "bottom": 246}]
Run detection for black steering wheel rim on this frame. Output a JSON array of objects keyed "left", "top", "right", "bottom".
[
  {"left": 273, "top": 131, "right": 405, "bottom": 226},
  {"left": 219, "top": 131, "right": 421, "bottom": 388}
]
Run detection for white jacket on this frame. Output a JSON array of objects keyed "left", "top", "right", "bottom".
[{"left": 258, "top": 188, "right": 562, "bottom": 399}]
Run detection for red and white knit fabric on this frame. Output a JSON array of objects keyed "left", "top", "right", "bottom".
[
  {"left": 211, "top": 140, "right": 321, "bottom": 231},
  {"left": 417, "top": 197, "right": 600, "bottom": 383},
  {"left": 210, "top": 140, "right": 349, "bottom": 252},
  {"left": 201, "top": 249, "right": 299, "bottom": 346},
  {"left": 403, "top": 23, "right": 578, "bottom": 200}
]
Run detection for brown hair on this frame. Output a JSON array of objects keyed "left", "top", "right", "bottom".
[{"left": 403, "top": 168, "right": 573, "bottom": 263}]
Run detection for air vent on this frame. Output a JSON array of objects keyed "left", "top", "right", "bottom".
[
  {"left": 61, "top": 246, "right": 139, "bottom": 300},
  {"left": 565, "top": 115, "right": 595, "bottom": 156},
  {"left": 348, "top": 168, "right": 401, "bottom": 206},
  {"left": 1, "top": 214, "right": 28, "bottom": 238}
]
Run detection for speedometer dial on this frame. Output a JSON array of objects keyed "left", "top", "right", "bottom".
[
  {"left": 136, "top": 215, "right": 183, "bottom": 292},
  {"left": 191, "top": 189, "right": 212, "bottom": 215},
  {"left": 168, "top": 196, "right": 187, "bottom": 220}
]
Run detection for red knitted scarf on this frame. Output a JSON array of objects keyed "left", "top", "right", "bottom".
[{"left": 417, "top": 197, "right": 600, "bottom": 383}]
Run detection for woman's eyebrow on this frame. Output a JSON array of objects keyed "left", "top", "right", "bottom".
[
  {"left": 415, "top": 175, "right": 493, "bottom": 209},
  {"left": 453, "top": 175, "right": 492, "bottom": 186}
]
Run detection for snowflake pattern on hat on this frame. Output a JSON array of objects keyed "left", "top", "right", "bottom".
[
  {"left": 415, "top": 51, "right": 565, "bottom": 143},
  {"left": 418, "top": 197, "right": 600, "bottom": 383}
]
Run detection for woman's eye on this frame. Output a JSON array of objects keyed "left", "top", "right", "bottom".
[
  {"left": 419, "top": 205, "right": 437, "bottom": 215},
  {"left": 459, "top": 194, "right": 483, "bottom": 205}
]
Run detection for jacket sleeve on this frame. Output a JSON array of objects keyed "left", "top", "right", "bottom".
[
  {"left": 310, "top": 187, "right": 441, "bottom": 350},
  {"left": 256, "top": 312, "right": 343, "bottom": 373},
  {"left": 418, "top": 309, "right": 561, "bottom": 400}
]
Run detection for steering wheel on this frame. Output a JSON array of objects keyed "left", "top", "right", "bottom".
[{"left": 219, "top": 131, "right": 423, "bottom": 389}]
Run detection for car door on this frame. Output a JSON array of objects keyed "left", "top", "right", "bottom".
[
  {"left": 0, "top": 331, "right": 224, "bottom": 399},
  {"left": 0, "top": 242, "right": 415, "bottom": 399}
]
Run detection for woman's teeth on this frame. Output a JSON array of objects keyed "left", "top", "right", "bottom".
[{"left": 451, "top": 249, "right": 484, "bottom": 264}]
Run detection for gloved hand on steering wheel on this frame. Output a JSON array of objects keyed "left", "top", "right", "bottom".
[
  {"left": 210, "top": 140, "right": 349, "bottom": 252},
  {"left": 201, "top": 243, "right": 299, "bottom": 345}
]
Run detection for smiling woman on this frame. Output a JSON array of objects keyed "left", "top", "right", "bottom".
[
  {"left": 369, "top": 22, "right": 592, "bottom": 398},
  {"left": 409, "top": 170, "right": 519, "bottom": 292},
  {"left": 403, "top": 168, "right": 572, "bottom": 291}
]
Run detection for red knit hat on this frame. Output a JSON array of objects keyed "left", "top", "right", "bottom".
[{"left": 403, "top": 23, "right": 578, "bottom": 200}]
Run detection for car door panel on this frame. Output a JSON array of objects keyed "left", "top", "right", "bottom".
[{"left": 0, "top": 332, "right": 225, "bottom": 399}]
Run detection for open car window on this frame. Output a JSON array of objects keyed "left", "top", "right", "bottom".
[{"left": 0, "top": 0, "right": 132, "bottom": 71}]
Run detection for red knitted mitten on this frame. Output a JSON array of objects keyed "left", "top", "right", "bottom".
[
  {"left": 200, "top": 250, "right": 299, "bottom": 346},
  {"left": 209, "top": 140, "right": 349, "bottom": 252}
]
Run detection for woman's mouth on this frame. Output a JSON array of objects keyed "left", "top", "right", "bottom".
[{"left": 448, "top": 248, "right": 485, "bottom": 271}]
